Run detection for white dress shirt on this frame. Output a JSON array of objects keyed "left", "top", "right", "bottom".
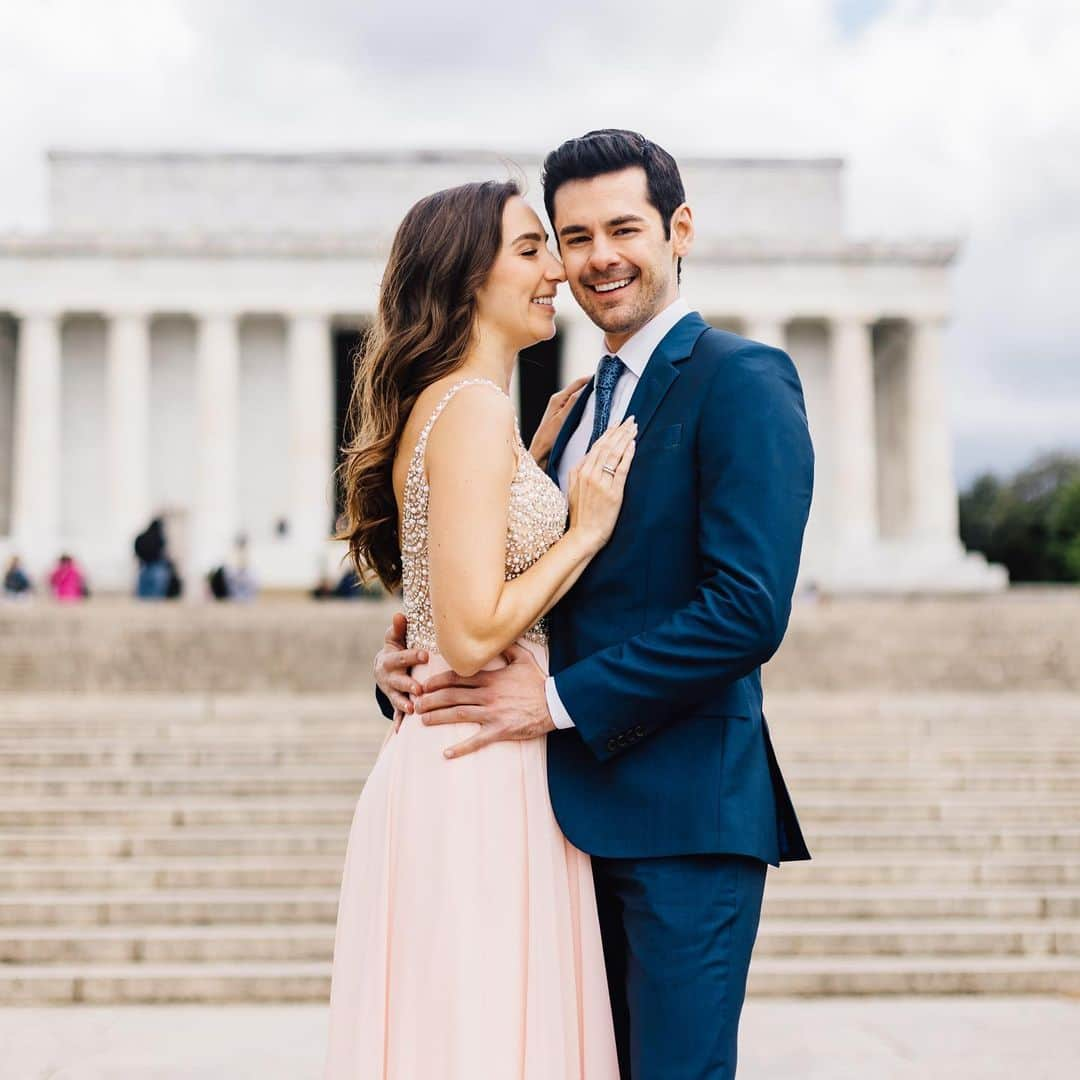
[{"left": 545, "top": 296, "right": 692, "bottom": 730}]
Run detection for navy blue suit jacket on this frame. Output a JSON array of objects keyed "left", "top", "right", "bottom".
[
  {"left": 543, "top": 312, "right": 813, "bottom": 867},
  {"left": 376, "top": 311, "right": 814, "bottom": 868}
]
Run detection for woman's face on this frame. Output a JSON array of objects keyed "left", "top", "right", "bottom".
[{"left": 474, "top": 196, "right": 566, "bottom": 351}]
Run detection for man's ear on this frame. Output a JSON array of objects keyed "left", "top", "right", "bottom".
[{"left": 670, "top": 204, "right": 694, "bottom": 258}]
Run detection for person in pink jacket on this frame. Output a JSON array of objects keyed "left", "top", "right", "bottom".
[{"left": 49, "top": 554, "right": 86, "bottom": 602}]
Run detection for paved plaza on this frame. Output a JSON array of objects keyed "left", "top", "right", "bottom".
[{"left": 0, "top": 998, "right": 1077, "bottom": 1078}]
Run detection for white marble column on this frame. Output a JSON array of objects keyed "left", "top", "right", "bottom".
[
  {"left": 906, "top": 317, "right": 961, "bottom": 548},
  {"left": 11, "top": 311, "right": 62, "bottom": 567},
  {"left": 829, "top": 317, "right": 879, "bottom": 550},
  {"left": 194, "top": 312, "right": 240, "bottom": 579},
  {"left": 106, "top": 312, "right": 151, "bottom": 550},
  {"left": 287, "top": 312, "right": 335, "bottom": 562},
  {"left": 558, "top": 316, "right": 602, "bottom": 383},
  {"left": 744, "top": 317, "right": 787, "bottom": 350}
]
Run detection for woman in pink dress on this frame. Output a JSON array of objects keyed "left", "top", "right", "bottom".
[{"left": 323, "top": 180, "right": 634, "bottom": 1079}]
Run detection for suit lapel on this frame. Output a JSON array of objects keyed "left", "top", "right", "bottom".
[
  {"left": 624, "top": 311, "right": 710, "bottom": 442},
  {"left": 547, "top": 376, "right": 593, "bottom": 481},
  {"left": 548, "top": 311, "right": 710, "bottom": 479}
]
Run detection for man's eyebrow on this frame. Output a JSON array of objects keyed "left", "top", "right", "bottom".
[
  {"left": 558, "top": 214, "right": 647, "bottom": 238},
  {"left": 512, "top": 231, "right": 548, "bottom": 244}
]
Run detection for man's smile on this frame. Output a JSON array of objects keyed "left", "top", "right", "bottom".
[{"left": 588, "top": 275, "right": 637, "bottom": 295}]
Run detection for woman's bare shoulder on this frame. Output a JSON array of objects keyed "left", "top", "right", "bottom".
[
  {"left": 393, "top": 377, "right": 515, "bottom": 492},
  {"left": 423, "top": 379, "right": 516, "bottom": 469}
]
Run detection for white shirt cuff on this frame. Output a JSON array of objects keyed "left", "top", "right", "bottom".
[{"left": 545, "top": 675, "right": 575, "bottom": 729}]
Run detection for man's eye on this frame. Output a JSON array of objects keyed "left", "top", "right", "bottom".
[
  {"left": 566, "top": 237, "right": 588, "bottom": 245},
  {"left": 614, "top": 228, "right": 638, "bottom": 236}
]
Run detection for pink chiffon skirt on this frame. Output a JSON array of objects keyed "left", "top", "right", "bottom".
[{"left": 322, "top": 639, "right": 619, "bottom": 1079}]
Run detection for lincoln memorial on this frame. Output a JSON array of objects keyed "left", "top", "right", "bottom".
[{"left": 0, "top": 150, "right": 1005, "bottom": 592}]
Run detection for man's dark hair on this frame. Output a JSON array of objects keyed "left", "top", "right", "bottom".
[{"left": 541, "top": 129, "right": 687, "bottom": 282}]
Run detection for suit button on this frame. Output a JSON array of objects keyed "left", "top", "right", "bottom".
[
  {"left": 634, "top": 725, "right": 646, "bottom": 737},
  {"left": 606, "top": 738, "right": 618, "bottom": 753}
]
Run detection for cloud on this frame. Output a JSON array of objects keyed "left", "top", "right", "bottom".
[{"left": 0, "top": 0, "right": 1077, "bottom": 486}]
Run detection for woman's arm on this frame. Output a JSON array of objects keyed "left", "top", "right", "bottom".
[{"left": 425, "top": 384, "right": 633, "bottom": 676}]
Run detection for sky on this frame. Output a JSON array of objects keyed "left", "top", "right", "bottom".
[{"left": 2, "top": 0, "right": 1078, "bottom": 487}]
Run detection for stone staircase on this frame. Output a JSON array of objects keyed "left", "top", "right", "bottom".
[{"left": 1, "top": 592, "right": 1078, "bottom": 1002}]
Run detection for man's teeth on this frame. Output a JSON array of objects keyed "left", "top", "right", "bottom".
[
  {"left": 531, "top": 296, "right": 554, "bottom": 305},
  {"left": 594, "top": 278, "right": 632, "bottom": 293}
]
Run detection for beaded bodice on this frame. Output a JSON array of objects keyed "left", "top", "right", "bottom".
[{"left": 399, "top": 378, "right": 569, "bottom": 654}]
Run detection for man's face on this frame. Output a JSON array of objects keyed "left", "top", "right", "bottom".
[{"left": 551, "top": 166, "right": 690, "bottom": 346}]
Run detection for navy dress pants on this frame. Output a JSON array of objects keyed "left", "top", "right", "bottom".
[{"left": 591, "top": 852, "right": 768, "bottom": 1080}]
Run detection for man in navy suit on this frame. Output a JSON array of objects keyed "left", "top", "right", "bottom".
[{"left": 373, "top": 130, "right": 814, "bottom": 1079}]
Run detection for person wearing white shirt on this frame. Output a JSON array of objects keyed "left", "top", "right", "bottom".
[
  {"left": 372, "top": 130, "right": 813, "bottom": 1080},
  {"left": 545, "top": 295, "right": 691, "bottom": 729}
]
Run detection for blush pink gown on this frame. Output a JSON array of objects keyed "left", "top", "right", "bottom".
[{"left": 322, "top": 379, "right": 619, "bottom": 1080}]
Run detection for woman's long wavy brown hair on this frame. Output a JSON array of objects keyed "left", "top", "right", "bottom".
[{"left": 334, "top": 178, "right": 521, "bottom": 590}]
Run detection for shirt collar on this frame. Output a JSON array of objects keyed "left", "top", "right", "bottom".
[{"left": 601, "top": 296, "right": 692, "bottom": 380}]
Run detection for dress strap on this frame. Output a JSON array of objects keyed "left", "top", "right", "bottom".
[{"left": 410, "top": 377, "right": 512, "bottom": 466}]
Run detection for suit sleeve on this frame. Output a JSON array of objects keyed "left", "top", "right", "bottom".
[
  {"left": 375, "top": 685, "right": 395, "bottom": 721},
  {"left": 552, "top": 342, "right": 814, "bottom": 762}
]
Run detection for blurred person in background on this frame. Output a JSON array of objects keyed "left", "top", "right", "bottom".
[
  {"left": 48, "top": 553, "right": 87, "bottom": 602},
  {"left": 133, "top": 516, "right": 172, "bottom": 599},
  {"left": 225, "top": 534, "right": 257, "bottom": 601},
  {"left": 3, "top": 555, "right": 33, "bottom": 600}
]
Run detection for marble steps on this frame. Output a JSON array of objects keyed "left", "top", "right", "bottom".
[
  {"left": 0, "top": 962, "right": 332, "bottom": 1005},
  {"left": 0, "top": 827, "right": 352, "bottom": 859},
  {"left": 6, "top": 823, "right": 1080, "bottom": 860},
  {"left": 5, "top": 886, "right": 1080, "bottom": 929},
  {"left": 0, "top": 858, "right": 354, "bottom": 892},
  {"left": 3, "top": 593, "right": 1079, "bottom": 693},
  {"left": 3, "top": 689, "right": 1079, "bottom": 730},
  {"left": 4, "top": 919, "right": 1080, "bottom": 966},
  {"left": 2, "top": 956, "right": 1079, "bottom": 1004},
  {"left": 807, "top": 826, "right": 1080, "bottom": 854},
  {"left": 0, "top": 719, "right": 386, "bottom": 740},
  {"left": 746, "top": 956, "right": 1080, "bottom": 996},
  {"left": 5, "top": 740, "right": 1080, "bottom": 770},
  {"left": 769, "top": 853, "right": 1080, "bottom": 887},
  {"left": 761, "top": 886, "right": 1080, "bottom": 920},
  {"left": 3, "top": 853, "right": 1080, "bottom": 892},
  {"left": 1, "top": 765, "right": 1078, "bottom": 799},
  {"left": 1, "top": 595, "right": 1077, "bottom": 1003},
  {"left": 3, "top": 796, "right": 1080, "bottom": 829}
]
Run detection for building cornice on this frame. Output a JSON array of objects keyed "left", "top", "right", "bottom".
[
  {"left": 47, "top": 148, "right": 846, "bottom": 170},
  {"left": 0, "top": 232, "right": 959, "bottom": 266}
]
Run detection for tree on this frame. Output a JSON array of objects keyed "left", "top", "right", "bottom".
[
  {"left": 1049, "top": 476, "right": 1080, "bottom": 580},
  {"left": 959, "top": 453, "right": 1080, "bottom": 583}
]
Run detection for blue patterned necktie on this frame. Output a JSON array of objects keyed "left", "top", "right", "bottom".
[{"left": 587, "top": 354, "right": 626, "bottom": 451}]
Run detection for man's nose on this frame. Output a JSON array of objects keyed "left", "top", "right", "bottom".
[{"left": 588, "top": 236, "right": 620, "bottom": 270}]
